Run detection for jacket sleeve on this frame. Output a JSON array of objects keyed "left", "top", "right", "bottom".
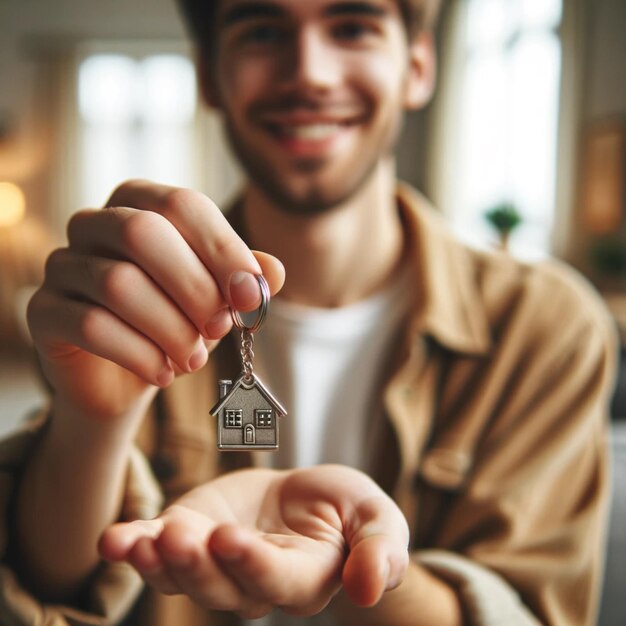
[
  {"left": 415, "top": 263, "right": 618, "bottom": 626},
  {"left": 0, "top": 410, "right": 163, "bottom": 625}
]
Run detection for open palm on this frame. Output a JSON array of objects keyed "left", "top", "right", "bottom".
[{"left": 99, "top": 465, "right": 409, "bottom": 619}]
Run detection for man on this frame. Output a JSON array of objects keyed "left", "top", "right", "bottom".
[{"left": 0, "top": 0, "right": 617, "bottom": 625}]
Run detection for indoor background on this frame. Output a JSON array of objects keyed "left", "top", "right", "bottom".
[{"left": 0, "top": 0, "right": 624, "bottom": 623}]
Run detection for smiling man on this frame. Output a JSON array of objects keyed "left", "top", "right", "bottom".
[
  {"left": 0, "top": 1, "right": 617, "bottom": 626},
  {"left": 212, "top": 0, "right": 425, "bottom": 216}
]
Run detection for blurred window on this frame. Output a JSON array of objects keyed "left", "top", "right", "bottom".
[
  {"left": 451, "top": 0, "right": 562, "bottom": 257},
  {"left": 78, "top": 50, "right": 197, "bottom": 207}
]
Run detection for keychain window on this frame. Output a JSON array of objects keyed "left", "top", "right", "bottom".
[
  {"left": 255, "top": 410, "right": 274, "bottom": 428},
  {"left": 225, "top": 409, "right": 243, "bottom": 428}
]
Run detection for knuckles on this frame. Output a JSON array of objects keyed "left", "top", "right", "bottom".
[
  {"left": 43, "top": 247, "right": 69, "bottom": 282},
  {"left": 105, "top": 178, "right": 149, "bottom": 207},
  {"left": 159, "top": 186, "right": 218, "bottom": 222},
  {"left": 66, "top": 208, "right": 99, "bottom": 243},
  {"left": 99, "top": 261, "right": 142, "bottom": 303},
  {"left": 118, "top": 209, "right": 168, "bottom": 252},
  {"left": 77, "top": 305, "right": 110, "bottom": 346},
  {"left": 207, "top": 232, "right": 246, "bottom": 261}
]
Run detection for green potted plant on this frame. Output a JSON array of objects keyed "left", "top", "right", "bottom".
[{"left": 484, "top": 201, "right": 523, "bottom": 251}]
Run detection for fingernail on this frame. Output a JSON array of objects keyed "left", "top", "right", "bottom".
[
  {"left": 205, "top": 308, "right": 232, "bottom": 339},
  {"left": 157, "top": 364, "right": 174, "bottom": 387},
  {"left": 187, "top": 340, "right": 208, "bottom": 372},
  {"left": 229, "top": 271, "right": 261, "bottom": 311}
]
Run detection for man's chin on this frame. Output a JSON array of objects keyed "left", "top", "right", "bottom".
[
  {"left": 255, "top": 180, "right": 359, "bottom": 217},
  {"left": 225, "top": 126, "right": 379, "bottom": 215},
  {"left": 242, "top": 158, "right": 378, "bottom": 216}
]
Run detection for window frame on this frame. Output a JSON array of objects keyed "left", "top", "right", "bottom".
[
  {"left": 255, "top": 409, "right": 274, "bottom": 428},
  {"left": 225, "top": 408, "right": 243, "bottom": 428}
]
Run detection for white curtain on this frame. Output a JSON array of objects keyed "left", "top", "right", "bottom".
[{"left": 426, "top": 0, "right": 583, "bottom": 259}]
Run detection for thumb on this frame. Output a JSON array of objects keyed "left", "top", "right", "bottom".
[
  {"left": 251, "top": 250, "right": 286, "bottom": 298},
  {"left": 342, "top": 498, "right": 409, "bottom": 607}
]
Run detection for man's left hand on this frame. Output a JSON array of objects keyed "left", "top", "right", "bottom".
[{"left": 99, "top": 465, "right": 409, "bottom": 619}]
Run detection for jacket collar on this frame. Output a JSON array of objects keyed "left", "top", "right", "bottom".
[
  {"left": 227, "top": 183, "right": 492, "bottom": 356},
  {"left": 397, "top": 182, "right": 492, "bottom": 355}
]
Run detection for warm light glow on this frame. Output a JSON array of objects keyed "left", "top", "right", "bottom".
[{"left": 0, "top": 182, "right": 26, "bottom": 227}]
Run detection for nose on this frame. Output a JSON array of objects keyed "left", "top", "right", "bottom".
[{"left": 284, "top": 28, "right": 342, "bottom": 92}]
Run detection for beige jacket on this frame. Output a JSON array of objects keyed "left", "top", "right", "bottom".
[{"left": 0, "top": 185, "right": 618, "bottom": 625}]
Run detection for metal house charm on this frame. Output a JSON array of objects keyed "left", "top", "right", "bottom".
[
  {"left": 210, "top": 275, "right": 287, "bottom": 451},
  {"left": 211, "top": 373, "right": 286, "bottom": 450}
]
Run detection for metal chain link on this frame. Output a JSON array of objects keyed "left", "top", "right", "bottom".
[
  {"left": 240, "top": 329, "right": 255, "bottom": 381},
  {"left": 230, "top": 275, "right": 269, "bottom": 382}
]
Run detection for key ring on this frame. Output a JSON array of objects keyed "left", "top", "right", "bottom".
[{"left": 230, "top": 274, "right": 270, "bottom": 334}]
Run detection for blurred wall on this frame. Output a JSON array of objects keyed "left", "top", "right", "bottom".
[
  {"left": 569, "top": 0, "right": 626, "bottom": 273},
  {"left": 0, "top": 0, "right": 187, "bottom": 234},
  {"left": 0, "top": 0, "right": 185, "bottom": 122},
  {"left": 583, "top": 0, "right": 626, "bottom": 121}
]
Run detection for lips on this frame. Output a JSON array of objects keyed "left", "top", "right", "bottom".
[
  {"left": 267, "top": 122, "right": 348, "bottom": 140},
  {"left": 259, "top": 120, "right": 355, "bottom": 160},
  {"left": 251, "top": 101, "right": 366, "bottom": 159}
]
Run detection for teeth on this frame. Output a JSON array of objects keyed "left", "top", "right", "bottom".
[{"left": 279, "top": 124, "right": 342, "bottom": 140}]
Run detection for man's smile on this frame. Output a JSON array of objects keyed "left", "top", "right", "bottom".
[
  {"left": 263, "top": 120, "right": 358, "bottom": 158},
  {"left": 254, "top": 107, "right": 367, "bottom": 158},
  {"left": 268, "top": 122, "right": 350, "bottom": 140}
]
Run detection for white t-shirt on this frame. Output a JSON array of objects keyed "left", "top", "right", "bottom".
[{"left": 245, "top": 267, "right": 415, "bottom": 626}]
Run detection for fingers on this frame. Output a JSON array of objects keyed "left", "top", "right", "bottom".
[
  {"left": 154, "top": 518, "right": 257, "bottom": 611},
  {"left": 102, "top": 517, "right": 339, "bottom": 617},
  {"left": 68, "top": 186, "right": 285, "bottom": 325},
  {"left": 102, "top": 180, "right": 284, "bottom": 311},
  {"left": 279, "top": 466, "right": 409, "bottom": 608},
  {"left": 67, "top": 207, "right": 230, "bottom": 338},
  {"left": 98, "top": 466, "right": 407, "bottom": 616},
  {"left": 251, "top": 250, "right": 286, "bottom": 302},
  {"left": 98, "top": 518, "right": 164, "bottom": 562},
  {"left": 342, "top": 497, "right": 410, "bottom": 607},
  {"left": 101, "top": 511, "right": 272, "bottom": 616},
  {"left": 99, "top": 520, "right": 183, "bottom": 596},
  {"left": 210, "top": 524, "right": 343, "bottom": 615},
  {"left": 342, "top": 534, "right": 404, "bottom": 607},
  {"left": 128, "top": 537, "right": 181, "bottom": 595},
  {"left": 43, "top": 249, "right": 212, "bottom": 372},
  {"left": 28, "top": 288, "right": 177, "bottom": 386},
  {"left": 32, "top": 178, "right": 287, "bottom": 384}
]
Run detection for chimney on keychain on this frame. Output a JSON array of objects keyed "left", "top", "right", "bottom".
[{"left": 218, "top": 380, "right": 232, "bottom": 399}]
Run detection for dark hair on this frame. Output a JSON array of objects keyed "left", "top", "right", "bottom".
[{"left": 176, "top": 0, "right": 443, "bottom": 51}]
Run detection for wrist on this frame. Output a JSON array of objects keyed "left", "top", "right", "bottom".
[
  {"left": 50, "top": 386, "right": 155, "bottom": 442},
  {"left": 36, "top": 391, "right": 154, "bottom": 477}
]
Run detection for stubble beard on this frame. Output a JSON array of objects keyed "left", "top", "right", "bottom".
[{"left": 222, "top": 115, "right": 404, "bottom": 217}]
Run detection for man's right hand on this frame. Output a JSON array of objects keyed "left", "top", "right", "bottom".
[
  {"left": 27, "top": 180, "right": 285, "bottom": 424},
  {"left": 17, "top": 180, "right": 286, "bottom": 600}
]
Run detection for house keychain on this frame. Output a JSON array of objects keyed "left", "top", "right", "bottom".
[{"left": 210, "top": 274, "right": 287, "bottom": 450}]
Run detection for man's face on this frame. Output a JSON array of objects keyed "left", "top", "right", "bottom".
[{"left": 206, "top": 0, "right": 430, "bottom": 214}]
